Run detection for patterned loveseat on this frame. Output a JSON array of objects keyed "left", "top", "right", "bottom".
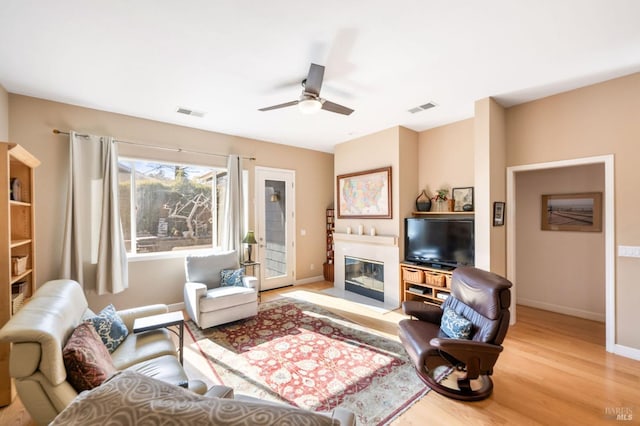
[{"left": 51, "top": 370, "right": 355, "bottom": 425}]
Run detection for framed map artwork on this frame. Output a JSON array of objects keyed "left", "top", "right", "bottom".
[{"left": 337, "top": 167, "right": 392, "bottom": 219}]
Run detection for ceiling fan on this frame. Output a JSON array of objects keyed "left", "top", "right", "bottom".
[{"left": 259, "top": 63, "right": 354, "bottom": 115}]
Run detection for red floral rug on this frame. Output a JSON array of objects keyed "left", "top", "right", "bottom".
[{"left": 186, "top": 297, "right": 428, "bottom": 425}]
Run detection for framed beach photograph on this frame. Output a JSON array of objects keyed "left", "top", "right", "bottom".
[
  {"left": 452, "top": 187, "right": 474, "bottom": 212},
  {"left": 493, "top": 201, "right": 505, "bottom": 226},
  {"left": 337, "top": 166, "right": 392, "bottom": 219},
  {"left": 541, "top": 192, "right": 602, "bottom": 232}
]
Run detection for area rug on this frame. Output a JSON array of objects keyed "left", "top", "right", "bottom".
[{"left": 186, "top": 297, "right": 428, "bottom": 425}]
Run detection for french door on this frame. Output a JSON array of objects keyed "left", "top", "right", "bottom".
[{"left": 255, "top": 167, "right": 295, "bottom": 291}]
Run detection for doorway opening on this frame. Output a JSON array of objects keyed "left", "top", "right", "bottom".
[{"left": 507, "top": 155, "right": 614, "bottom": 352}]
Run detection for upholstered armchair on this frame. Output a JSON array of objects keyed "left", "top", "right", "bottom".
[
  {"left": 398, "top": 266, "right": 512, "bottom": 401},
  {"left": 184, "top": 250, "right": 258, "bottom": 329}
]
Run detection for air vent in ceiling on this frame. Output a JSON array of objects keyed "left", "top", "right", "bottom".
[
  {"left": 176, "top": 107, "right": 206, "bottom": 118},
  {"left": 408, "top": 102, "right": 437, "bottom": 114}
]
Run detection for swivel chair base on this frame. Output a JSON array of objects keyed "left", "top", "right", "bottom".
[{"left": 418, "top": 365, "right": 494, "bottom": 402}]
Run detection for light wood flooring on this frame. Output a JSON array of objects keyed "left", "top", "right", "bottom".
[{"left": 2, "top": 281, "right": 639, "bottom": 425}]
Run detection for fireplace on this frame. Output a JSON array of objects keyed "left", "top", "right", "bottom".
[{"left": 344, "top": 256, "right": 384, "bottom": 302}]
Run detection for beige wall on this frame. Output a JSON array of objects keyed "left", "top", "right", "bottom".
[
  {"left": 515, "top": 164, "right": 605, "bottom": 321},
  {"left": 417, "top": 119, "right": 474, "bottom": 196},
  {"left": 398, "top": 127, "right": 419, "bottom": 260},
  {"left": 507, "top": 72, "right": 640, "bottom": 349},
  {"left": 8, "top": 94, "right": 333, "bottom": 311},
  {"left": 473, "top": 98, "right": 507, "bottom": 274},
  {"left": 487, "top": 99, "right": 507, "bottom": 275},
  {"left": 334, "top": 126, "right": 402, "bottom": 237},
  {"left": 0, "top": 84, "right": 8, "bottom": 140}
]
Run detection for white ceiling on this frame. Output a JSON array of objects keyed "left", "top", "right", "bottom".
[{"left": 1, "top": 1, "right": 640, "bottom": 153}]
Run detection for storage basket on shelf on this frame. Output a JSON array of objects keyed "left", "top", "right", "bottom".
[
  {"left": 12, "top": 255, "right": 28, "bottom": 276},
  {"left": 402, "top": 267, "right": 424, "bottom": 283},
  {"left": 11, "top": 281, "right": 26, "bottom": 314},
  {"left": 425, "top": 271, "right": 446, "bottom": 287},
  {"left": 11, "top": 291, "right": 25, "bottom": 314}
]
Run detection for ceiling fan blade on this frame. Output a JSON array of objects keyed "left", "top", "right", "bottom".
[
  {"left": 304, "top": 63, "right": 325, "bottom": 96},
  {"left": 258, "top": 100, "right": 299, "bottom": 112},
  {"left": 321, "top": 100, "right": 354, "bottom": 116}
]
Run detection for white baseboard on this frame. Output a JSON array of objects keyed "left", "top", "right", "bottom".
[
  {"left": 614, "top": 344, "right": 640, "bottom": 361},
  {"left": 517, "top": 298, "right": 605, "bottom": 322},
  {"left": 168, "top": 302, "right": 185, "bottom": 312},
  {"left": 295, "top": 275, "right": 325, "bottom": 286}
]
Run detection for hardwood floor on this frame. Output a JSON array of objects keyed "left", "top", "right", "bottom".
[{"left": 2, "top": 281, "right": 638, "bottom": 425}]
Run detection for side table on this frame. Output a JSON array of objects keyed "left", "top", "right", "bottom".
[
  {"left": 241, "top": 261, "right": 261, "bottom": 301},
  {"left": 133, "top": 311, "right": 184, "bottom": 365}
]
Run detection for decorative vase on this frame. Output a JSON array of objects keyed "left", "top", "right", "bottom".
[
  {"left": 447, "top": 199, "right": 454, "bottom": 212},
  {"left": 415, "top": 190, "right": 431, "bottom": 212}
]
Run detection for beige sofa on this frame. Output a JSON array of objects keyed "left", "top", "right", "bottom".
[{"left": 0, "top": 279, "right": 205, "bottom": 425}]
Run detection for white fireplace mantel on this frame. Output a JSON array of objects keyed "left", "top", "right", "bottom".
[
  {"left": 333, "top": 232, "right": 398, "bottom": 247},
  {"left": 333, "top": 233, "right": 400, "bottom": 309}
]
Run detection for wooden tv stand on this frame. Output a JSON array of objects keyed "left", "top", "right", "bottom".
[{"left": 400, "top": 262, "right": 453, "bottom": 306}]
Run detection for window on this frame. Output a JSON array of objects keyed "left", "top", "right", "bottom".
[{"left": 118, "top": 158, "right": 227, "bottom": 255}]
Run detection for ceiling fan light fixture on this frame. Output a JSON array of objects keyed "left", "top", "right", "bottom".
[
  {"left": 298, "top": 98, "right": 322, "bottom": 114},
  {"left": 260, "top": 63, "right": 353, "bottom": 115}
]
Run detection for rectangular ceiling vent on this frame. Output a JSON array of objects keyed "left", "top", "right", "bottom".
[
  {"left": 176, "top": 107, "right": 206, "bottom": 118},
  {"left": 408, "top": 101, "right": 437, "bottom": 114}
]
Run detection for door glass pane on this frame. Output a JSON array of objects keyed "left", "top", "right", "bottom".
[{"left": 265, "top": 179, "right": 287, "bottom": 278}]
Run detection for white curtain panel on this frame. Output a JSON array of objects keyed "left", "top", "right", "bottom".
[
  {"left": 61, "top": 132, "right": 128, "bottom": 294},
  {"left": 221, "top": 155, "right": 244, "bottom": 258}
]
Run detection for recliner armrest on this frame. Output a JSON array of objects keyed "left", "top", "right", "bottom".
[
  {"left": 402, "top": 301, "right": 443, "bottom": 324},
  {"left": 430, "top": 337, "right": 503, "bottom": 378},
  {"left": 117, "top": 304, "right": 169, "bottom": 332}
]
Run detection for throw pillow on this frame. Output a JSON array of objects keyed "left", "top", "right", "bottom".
[
  {"left": 220, "top": 268, "right": 245, "bottom": 287},
  {"left": 440, "top": 308, "right": 473, "bottom": 339},
  {"left": 63, "top": 322, "right": 118, "bottom": 392},
  {"left": 86, "top": 304, "right": 129, "bottom": 353}
]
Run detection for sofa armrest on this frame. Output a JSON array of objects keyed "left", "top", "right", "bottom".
[
  {"left": 184, "top": 281, "right": 208, "bottom": 324},
  {"left": 242, "top": 275, "right": 258, "bottom": 290},
  {"left": 234, "top": 394, "right": 355, "bottom": 425},
  {"left": 185, "top": 281, "right": 208, "bottom": 299},
  {"left": 330, "top": 407, "right": 356, "bottom": 426},
  {"left": 117, "top": 304, "right": 169, "bottom": 332},
  {"left": 205, "top": 385, "right": 235, "bottom": 399}
]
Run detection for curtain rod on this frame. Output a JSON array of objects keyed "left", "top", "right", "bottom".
[{"left": 52, "top": 129, "right": 256, "bottom": 161}]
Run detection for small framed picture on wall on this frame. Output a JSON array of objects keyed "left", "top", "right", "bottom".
[{"left": 493, "top": 202, "right": 505, "bottom": 226}]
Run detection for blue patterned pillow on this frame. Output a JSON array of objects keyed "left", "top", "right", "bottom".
[
  {"left": 440, "top": 308, "right": 473, "bottom": 339},
  {"left": 86, "top": 304, "right": 129, "bottom": 353},
  {"left": 220, "top": 268, "right": 245, "bottom": 287}
]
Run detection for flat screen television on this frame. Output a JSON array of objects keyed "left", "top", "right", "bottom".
[{"left": 404, "top": 217, "right": 474, "bottom": 269}]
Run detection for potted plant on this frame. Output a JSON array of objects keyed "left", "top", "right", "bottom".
[{"left": 432, "top": 189, "right": 450, "bottom": 212}]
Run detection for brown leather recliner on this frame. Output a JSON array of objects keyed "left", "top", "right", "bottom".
[{"left": 398, "top": 266, "right": 513, "bottom": 401}]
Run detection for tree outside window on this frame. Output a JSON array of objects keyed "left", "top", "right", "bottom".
[{"left": 118, "top": 159, "right": 226, "bottom": 254}]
